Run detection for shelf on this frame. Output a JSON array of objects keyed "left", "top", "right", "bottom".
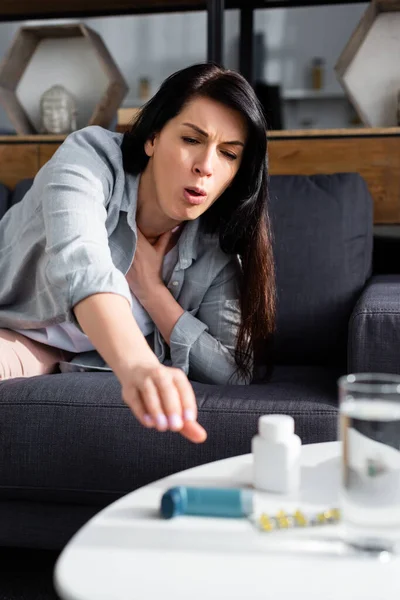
[
  {"left": 282, "top": 89, "right": 347, "bottom": 101},
  {"left": 0, "top": 24, "right": 129, "bottom": 135},
  {"left": 0, "top": 0, "right": 208, "bottom": 21},
  {"left": 2, "top": 127, "right": 400, "bottom": 144},
  {"left": 0, "top": 0, "right": 373, "bottom": 21},
  {"left": 1, "top": 127, "right": 399, "bottom": 223},
  {"left": 266, "top": 126, "right": 400, "bottom": 138}
]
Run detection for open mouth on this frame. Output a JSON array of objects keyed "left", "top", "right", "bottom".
[
  {"left": 185, "top": 188, "right": 205, "bottom": 197},
  {"left": 183, "top": 188, "right": 207, "bottom": 205}
]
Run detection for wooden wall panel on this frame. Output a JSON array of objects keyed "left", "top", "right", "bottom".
[
  {"left": 1, "top": 129, "right": 400, "bottom": 223},
  {"left": 38, "top": 144, "right": 59, "bottom": 168},
  {"left": 268, "top": 136, "right": 400, "bottom": 223},
  {"left": 0, "top": 144, "right": 38, "bottom": 189}
]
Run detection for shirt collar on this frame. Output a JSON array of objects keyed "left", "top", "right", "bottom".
[
  {"left": 176, "top": 218, "right": 199, "bottom": 269},
  {"left": 120, "top": 172, "right": 139, "bottom": 232}
]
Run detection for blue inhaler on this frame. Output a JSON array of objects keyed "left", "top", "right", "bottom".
[{"left": 160, "top": 486, "right": 253, "bottom": 519}]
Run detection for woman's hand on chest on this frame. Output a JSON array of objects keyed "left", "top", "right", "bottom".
[{"left": 126, "top": 228, "right": 173, "bottom": 303}]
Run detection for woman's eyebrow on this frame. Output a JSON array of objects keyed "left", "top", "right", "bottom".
[{"left": 181, "top": 122, "right": 244, "bottom": 147}]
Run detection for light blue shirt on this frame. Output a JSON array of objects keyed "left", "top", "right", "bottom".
[
  {"left": 0, "top": 126, "right": 248, "bottom": 384},
  {"left": 14, "top": 244, "right": 178, "bottom": 353}
]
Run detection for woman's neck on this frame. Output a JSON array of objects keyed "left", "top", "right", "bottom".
[{"left": 136, "top": 167, "right": 181, "bottom": 243}]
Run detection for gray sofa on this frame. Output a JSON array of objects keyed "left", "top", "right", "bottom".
[{"left": 0, "top": 171, "right": 395, "bottom": 553}]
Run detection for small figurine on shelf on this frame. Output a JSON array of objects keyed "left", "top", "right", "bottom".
[
  {"left": 311, "top": 57, "right": 325, "bottom": 90},
  {"left": 40, "top": 84, "right": 78, "bottom": 134},
  {"left": 138, "top": 77, "right": 150, "bottom": 103}
]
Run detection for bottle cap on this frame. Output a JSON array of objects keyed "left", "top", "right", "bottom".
[
  {"left": 240, "top": 489, "right": 254, "bottom": 516},
  {"left": 258, "top": 414, "right": 295, "bottom": 442},
  {"left": 160, "top": 486, "right": 187, "bottom": 519}
]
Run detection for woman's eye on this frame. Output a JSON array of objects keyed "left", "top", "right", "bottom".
[
  {"left": 222, "top": 151, "right": 237, "bottom": 161},
  {"left": 182, "top": 137, "right": 199, "bottom": 144}
]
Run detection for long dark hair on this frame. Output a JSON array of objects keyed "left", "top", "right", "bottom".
[{"left": 121, "top": 63, "right": 276, "bottom": 381}]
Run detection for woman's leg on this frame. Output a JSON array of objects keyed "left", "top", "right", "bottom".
[{"left": 0, "top": 329, "right": 73, "bottom": 380}]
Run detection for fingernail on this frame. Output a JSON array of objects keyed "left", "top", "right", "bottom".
[
  {"left": 169, "top": 414, "right": 183, "bottom": 430},
  {"left": 183, "top": 409, "right": 195, "bottom": 422},
  {"left": 143, "top": 414, "right": 153, "bottom": 427},
  {"left": 156, "top": 414, "right": 168, "bottom": 430}
]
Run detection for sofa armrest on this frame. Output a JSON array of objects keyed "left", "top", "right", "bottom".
[{"left": 348, "top": 275, "right": 400, "bottom": 374}]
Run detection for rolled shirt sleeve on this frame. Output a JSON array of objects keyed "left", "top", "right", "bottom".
[
  {"left": 169, "top": 259, "right": 251, "bottom": 385},
  {"left": 35, "top": 132, "right": 132, "bottom": 325}
]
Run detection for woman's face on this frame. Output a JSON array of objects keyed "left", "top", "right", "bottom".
[{"left": 143, "top": 96, "right": 247, "bottom": 223}]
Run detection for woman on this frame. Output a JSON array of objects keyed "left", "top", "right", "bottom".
[{"left": 0, "top": 63, "right": 275, "bottom": 444}]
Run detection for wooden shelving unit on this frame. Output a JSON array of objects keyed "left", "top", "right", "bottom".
[
  {"left": 0, "top": 0, "right": 369, "bottom": 76},
  {"left": 0, "top": 0, "right": 369, "bottom": 18},
  {"left": 1, "top": 1, "right": 399, "bottom": 224},
  {"left": 0, "top": 0, "right": 208, "bottom": 20},
  {"left": 1, "top": 127, "right": 400, "bottom": 224},
  {"left": 0, "top": 23, "right": 129, "bottom": 134},
  {"left": 0, "top": 0, "right": 225, "bottom": 64}
]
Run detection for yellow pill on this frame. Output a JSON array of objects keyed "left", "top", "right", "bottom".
[
  {"left": 293, "top": 510, "right": 307, "bottom": 526},
  {"left": 331, "top": 508, "right": 341, "bottom": 521},
  {"left": 260, "top": 513, "right": 274, "bottom": 531}
]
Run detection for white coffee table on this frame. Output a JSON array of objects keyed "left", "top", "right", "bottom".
[{"left": 54, "top": 441, "right": 399, "bottom": 600}]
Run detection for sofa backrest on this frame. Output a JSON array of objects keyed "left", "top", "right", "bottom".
[
  {"left": 0, "top": 183, "right": 9, "bottom": 220},
  {"left": 269, "top": 173, "right": 373, "bottom": 367},
  {"left": 0, "top": 179, "right": 32, "bottom": 219}
]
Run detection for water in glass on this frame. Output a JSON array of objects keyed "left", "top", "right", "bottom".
[{"left": 340, "top": 397, "right": 400, "bottom": 552}]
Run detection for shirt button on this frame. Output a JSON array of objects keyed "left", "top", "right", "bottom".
[{"left": 172, "top": 281, "right": 179, "bottom": 287}]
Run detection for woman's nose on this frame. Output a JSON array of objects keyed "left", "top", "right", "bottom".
[{"left": 193, "top": 151, "right": 213, "bottom": 177}]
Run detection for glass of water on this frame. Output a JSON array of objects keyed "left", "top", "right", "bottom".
[{"left": 338, "top": 373, "right": 400, "bottom": 554}]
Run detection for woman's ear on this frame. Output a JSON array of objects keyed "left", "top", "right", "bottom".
[{"left": 144, "top": 133, "right": 156, "bottom": 157}]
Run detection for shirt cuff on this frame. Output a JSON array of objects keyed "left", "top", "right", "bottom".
[
  {"left": 67, "top": 266, "right": 132, "bottom": 328},
  {"left": 169, "top": 310, "right": 208, "bottom": 375}
]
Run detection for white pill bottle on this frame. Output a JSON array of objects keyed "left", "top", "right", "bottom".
[{"left": 252, "top": 414, "right": 301, "bottom": 494}]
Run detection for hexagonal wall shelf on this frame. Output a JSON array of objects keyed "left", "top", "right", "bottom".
[
  {"left": 335, "top": 0, "right": 400, "bottom": 127},
  {"left": 0, "top": 23, "right": 129, "bottom": 134}
]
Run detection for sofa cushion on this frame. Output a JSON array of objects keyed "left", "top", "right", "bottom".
[
  {"left": 0, "top": 370, "right": 339, "bottom": 510},
  {"left": 269, "top": 173, "right": 373, "bottom": 366},
  {"left": 0, "top": 182, "right": 10, "bottom": 219}
]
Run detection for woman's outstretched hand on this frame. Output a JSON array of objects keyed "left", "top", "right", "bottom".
[
  {"left": 73, "top": 293, "right": 204, "bottom": 442},
  {"left": 121, "top": 362, "right": 207, "bottom": 444}
]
